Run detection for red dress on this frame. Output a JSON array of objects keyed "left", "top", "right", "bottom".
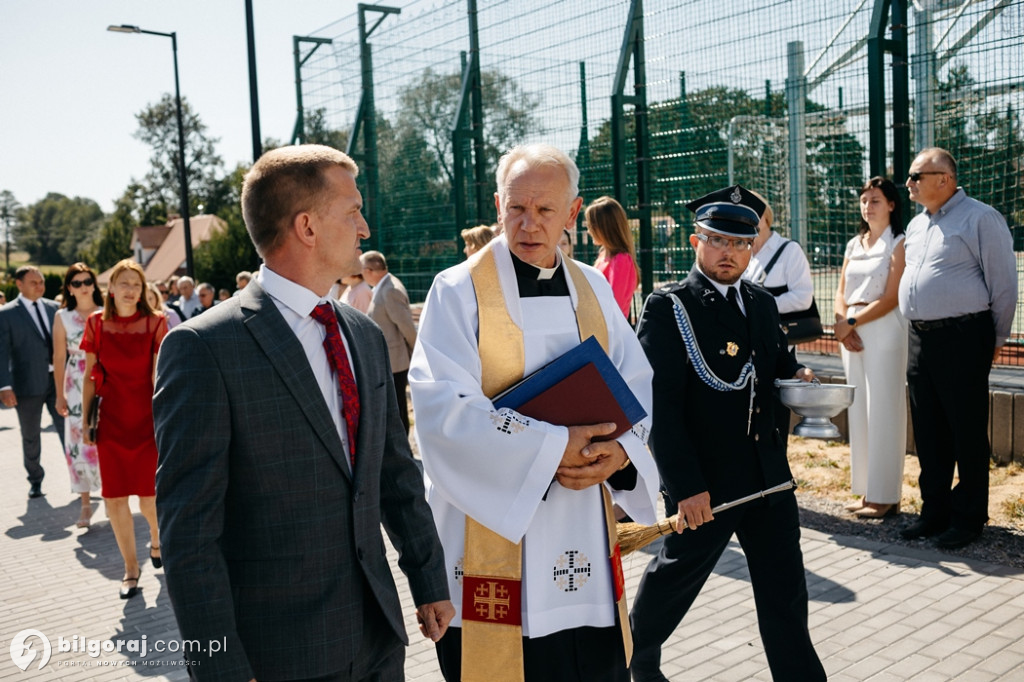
[{"left": 81, "top": 310, "right": 168, "bottom": 498}]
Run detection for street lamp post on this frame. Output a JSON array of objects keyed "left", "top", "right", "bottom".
[{"left": 108, "top": 24, "right": 194, "bottom": 279}]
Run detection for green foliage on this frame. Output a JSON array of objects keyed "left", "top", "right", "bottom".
[
  {"left": 303, "top": 108, "right": 349, "bottom": 150},
  {"left": 133, "top": 94, "right": 226, "bottom": 217},
  {"left": 83, "top": 185, "right": 147, "bottom": 273},
  {"left": 14, "top": 193, "right": 103, "bottom": 264},
  {"left": 934, "top": 63, "right": 1023, "bottom": 227},
  {"left": 194, "top": 164, "right": 261, "bottom": 291},
  {"left": 582, "top": 84, "right": 864, "bottom": 273},
  {"left": 0, "top": 190, "right": 20, "bottom": 272}
]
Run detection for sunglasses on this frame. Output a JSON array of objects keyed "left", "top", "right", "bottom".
[
  {"left": 907, "top": 171, "right": 945, "bottom": 182},
  {"left": 69, "top": 278, "right": 94, "bottom": 288}
]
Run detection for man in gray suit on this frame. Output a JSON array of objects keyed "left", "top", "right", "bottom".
[
  {"left": 361, "top": 250, "right": 417, "bottom": 434},
  {"left": 154, "top": 144, "right": 453, "bottom": 681},
  {"left": 0, "top": 266, "right": 65, "bottom": 498}
]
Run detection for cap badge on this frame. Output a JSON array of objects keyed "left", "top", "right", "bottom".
[{"left": 730, "top": 187, "right": 742, "bottom": 203}]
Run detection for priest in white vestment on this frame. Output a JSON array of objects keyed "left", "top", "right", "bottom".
[{"left": 410, "top": 144, "right": 659, "bottom": 682}]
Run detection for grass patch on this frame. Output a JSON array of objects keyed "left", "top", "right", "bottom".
[{"left": 1001, "top": 494, "right": 1024, "bottom": 522}]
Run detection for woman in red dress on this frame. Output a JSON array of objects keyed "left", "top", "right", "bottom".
[{"left": 82, "top": 260, "right": 168, "bottom": 599}]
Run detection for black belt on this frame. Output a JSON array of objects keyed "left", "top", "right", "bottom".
[{"left": 910, "top": 310, "right": 989, "bottom": 332}]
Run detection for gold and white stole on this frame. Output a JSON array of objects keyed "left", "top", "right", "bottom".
[{"left": 462, "top": 242, "right": 631, "bottom": 681}]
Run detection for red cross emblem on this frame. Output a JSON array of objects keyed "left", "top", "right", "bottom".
[{"left": 462, "top": 576, "right": 522, "bottom": 626}]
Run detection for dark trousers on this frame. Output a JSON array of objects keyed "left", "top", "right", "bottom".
[
  {"left": 436, "top": 623, "right": 628, "bottom": 682},
  {"left": 907, "top": 314, "right": 994, "bottom": 530},
  {"left": 15, "top": 380, "right": 65, "bottom": 484},
  {"left": 393, "top": 370, "right": 410, "bottom": 435},
  {"left": 630, "top": 492, "right": 825, "bottom": 681},
  {"left": 201, "top": 585, "right": 405, "bottom": 682}
]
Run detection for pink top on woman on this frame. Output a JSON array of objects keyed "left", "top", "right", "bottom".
[{"left": 595, "top": 250, "right": 638, "bottom": 317}]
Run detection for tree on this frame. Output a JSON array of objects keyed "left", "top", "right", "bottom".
[
  {"left": 133, "top": 94, "right": 226, "bottom": 217},
  {"left": 0, "top": 190, "right": 20, "bottom": 272},
  {"left": 935, "top": 63, "right": 1023, "bottom": 227},
  {"left": 396, "top": 67, "right": 542, "bottom": 192},
  {"left": 304, "top": 108, "right": 349, "bottom": 150},
  {"left": 581, "top": 85, "right": 864, "bottom": 273},
  {"left": 84, "top": 184, "right": 147, "bottom": 273},
  {"left": 15, "top": 193, "right": 103, "bottom": 264},
  {"left": 194, "top": 164, "right": 261, "bottom": 291}
]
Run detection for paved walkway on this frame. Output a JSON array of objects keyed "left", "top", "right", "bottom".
[{"left": 1, "top": 405, "right": 1022, "bottom": 681}]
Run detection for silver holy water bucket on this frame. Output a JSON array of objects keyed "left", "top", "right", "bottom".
[{"left": 775, "top": 379, "right": 855, "bottom": 440}]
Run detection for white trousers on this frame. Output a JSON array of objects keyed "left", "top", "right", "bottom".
[{"left": 840, "top": 306, "right": 908, "bottom": 504}]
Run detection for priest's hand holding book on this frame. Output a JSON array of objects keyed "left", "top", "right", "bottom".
[{"left": 556, "top": 422, "right": 629, "bottom": 490}]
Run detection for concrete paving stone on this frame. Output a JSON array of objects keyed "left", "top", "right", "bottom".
[
  {"left": 968, "top": 634, "right": 1020, "bottom": 660},
  {"left": 915, "top": 635, "right": 973, "bottom": 661},
  {"left": 905, "top": 667, "right": 957, "bottom": 681},
  {"left": 866, "top": 672, "right": 917, "bottom": 682},
  {"left": 837, "top": 652, "right": 901, "bottom": 680},
  {"left": 944, "top": 672, "right": 1000, "bottom": 682},
  {"left": 979, "top": 603, "right": 1024, "bottom": 628},
  {"left": 927, "top": 652, "right": 986, "bottom": 678},
  {"left": 978, "top": 649, "right": 1024, "bottom": 676},
  {"left": 3, "top": 408, "right": 1024, "bottom": 680}
]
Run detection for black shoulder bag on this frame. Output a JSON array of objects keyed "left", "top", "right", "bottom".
[{"left": 760, "top": 239, "right": 823, "bottom": 345}]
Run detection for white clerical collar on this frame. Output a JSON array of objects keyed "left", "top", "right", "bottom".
[
  {"left": 511, "top": 251, "right": 562, "bottom": 280},
  {"left": 695, "top": 265, "right": 740, "bottom": 299},
  {"left": 257, "top": 264, "right": 332, "bottom": 317},
  {"left": 535, "top": 263, "right": 558, "bottom": 280}
]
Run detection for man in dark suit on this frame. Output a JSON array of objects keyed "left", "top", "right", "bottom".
[
  {"left": 0, "top": 265, "right": 65, "bottom": 498},
  {"left": 361, "top": 250, "right": 417, "bottom": 434},
  {"left": 154, "top": 144, "right": 453, "bottom": 681},
  {"left": 629, "top": 186, "right": 825, "bottom": 682}
]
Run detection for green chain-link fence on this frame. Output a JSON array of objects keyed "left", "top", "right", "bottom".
[{"left": 295, "top": 0, "right": 1024, "bottom": 361}]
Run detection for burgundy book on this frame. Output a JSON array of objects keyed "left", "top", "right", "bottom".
[{"left": 492, "top": 336, "right": 646, "bottom": 441}]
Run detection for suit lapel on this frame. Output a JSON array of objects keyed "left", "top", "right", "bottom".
[
  {"left": 686, "top": 272, "right": 747, "bottom": 338},
  {"left": 16, "top": 300, "right": 47, "bottom": 345},
  {"left": 239, "top": 282, "right": 351, "bottom": 479}
]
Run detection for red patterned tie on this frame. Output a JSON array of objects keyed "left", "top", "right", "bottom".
[{"left": 311, "top": 303, "right": 359, "bottom": 468}]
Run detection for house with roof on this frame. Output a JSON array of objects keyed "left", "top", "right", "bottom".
[{"left": 97, "top": 214, "right": 226, "bottom": 286}]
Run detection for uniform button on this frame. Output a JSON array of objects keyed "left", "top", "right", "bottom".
[
  {"left": 754, "top": 434, "right": 760, "bottom": 441},
  {"left": 755, "top": 407, "right": 761, "bottom": 414}
]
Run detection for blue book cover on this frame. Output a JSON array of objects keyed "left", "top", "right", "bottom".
[{"left": 492, "top": 336, "right": 647, "bottom": 433}]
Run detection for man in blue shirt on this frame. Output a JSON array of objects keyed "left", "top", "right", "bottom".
[{"left": 898, "top": 147, "right": 1018, "bottom": 549}]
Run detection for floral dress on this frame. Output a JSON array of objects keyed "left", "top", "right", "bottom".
[{"left": 56, "top": 308, "right": 101, "bottom": 493}]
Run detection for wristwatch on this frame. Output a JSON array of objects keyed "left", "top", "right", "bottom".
[{"left": 847, "top": 316, "right": 857, "bottom": 326}]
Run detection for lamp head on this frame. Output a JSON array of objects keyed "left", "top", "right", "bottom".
[{"left": 107, "top": 24, "right": 141, "bottom": 33}]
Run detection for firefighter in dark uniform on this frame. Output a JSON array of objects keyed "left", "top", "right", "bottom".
[{"left": 629, "top": 186, "right": 826, "bottom": 682}]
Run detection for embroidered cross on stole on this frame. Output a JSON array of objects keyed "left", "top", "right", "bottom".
[{"left": 463, "top": 244, "right": 632, "bottom": 681}]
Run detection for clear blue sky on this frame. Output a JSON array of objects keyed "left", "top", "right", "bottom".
[{"left": 1, "top": 1, "right": 359, "bottom": 213}]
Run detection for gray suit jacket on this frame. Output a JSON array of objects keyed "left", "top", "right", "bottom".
[
  {"left": 367, "top": 273, "right": 417, "bottom": 374},
  {"left": 0, "top": 297, "right": 58, "bottom": 396},
  {"left": 154, "top": 280, "right": 448, "bottom": 681}
]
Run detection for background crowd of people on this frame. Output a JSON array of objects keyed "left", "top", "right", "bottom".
[{"left": 0, "top": 141, "right": 1015, "bottom": 681}]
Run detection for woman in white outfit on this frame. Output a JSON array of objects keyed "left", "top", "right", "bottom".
[{"left": 833, "top": 177, "right": 908, "bottom": 518}]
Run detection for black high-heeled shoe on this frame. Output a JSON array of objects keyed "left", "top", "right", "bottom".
[
  {"left": 120, "top": 571, "right": 141, "bottom": 600},
  {"left": 150, "top": 545, "right": 162, "bottom": 569}
]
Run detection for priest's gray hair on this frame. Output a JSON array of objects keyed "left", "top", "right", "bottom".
[{"left": 496, "top": 144, "right": 580, "bottom": 206}]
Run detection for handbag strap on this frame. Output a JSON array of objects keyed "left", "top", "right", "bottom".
[{"left": 762, "top": 238, "right": 792, "bottom": 277}]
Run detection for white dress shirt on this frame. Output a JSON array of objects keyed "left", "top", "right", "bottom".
[{"left": 257, "top": 265, "right": 356, "bottom": 471}]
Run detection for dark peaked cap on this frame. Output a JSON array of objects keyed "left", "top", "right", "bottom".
[{"left": 685, "top": 185, "right": 766, "bottom": 238}]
